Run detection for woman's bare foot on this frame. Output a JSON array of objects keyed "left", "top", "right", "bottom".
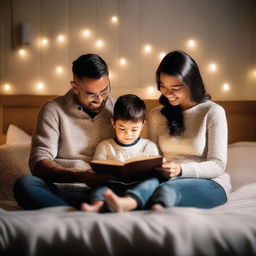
[
  {"left": 103, "top": 189, "right": 138, "bottom": 212},
  {"left": 150, "top": 204, "right": 164, "bottom": 211},
  {"left": 80, "top": 201, "right": 104, "bottom": 212}
]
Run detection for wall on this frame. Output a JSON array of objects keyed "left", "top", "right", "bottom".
[{"left": 0, "top": 0, "right": 256, "bottom": 100}]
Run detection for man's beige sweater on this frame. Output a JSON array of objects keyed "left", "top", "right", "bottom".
[{"left": 29, "top": 89, "right": 115, "bottom": 171}]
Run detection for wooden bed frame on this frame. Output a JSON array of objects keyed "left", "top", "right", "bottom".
[{"left": 0, "top": 95, "right": 256, "bottom": 144}]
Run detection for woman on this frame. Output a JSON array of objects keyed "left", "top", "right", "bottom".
[{"left": 148, "top": 50, "right": 231, "bottom": 210}]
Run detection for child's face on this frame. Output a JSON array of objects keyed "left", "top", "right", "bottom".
[{"left": 112, "top": 119, "right": 144, "bottom": 145}]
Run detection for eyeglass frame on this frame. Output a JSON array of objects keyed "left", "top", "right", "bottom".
[{"left": 71, "top": 80, "right": 111, "bottom": 101}]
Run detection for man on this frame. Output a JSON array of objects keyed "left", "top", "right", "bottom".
[{"left": 14, "top": 54, "right": 116, "bottom": 210}]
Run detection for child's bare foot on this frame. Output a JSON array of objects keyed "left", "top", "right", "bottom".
[
  {"left": 103, "top": 189, "right": 138, "bottom": 212},
  {"left": 150, "top": 204, "right": 164, "bottom": 210},
  {"left": 80, "top": 201, "right": 104, "bottom": 212}
]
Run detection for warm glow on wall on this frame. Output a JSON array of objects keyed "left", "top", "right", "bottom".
[
  {"left": 111, "top": 16, "right": 118, "bottom": 23},
  {"left": 209, "top": 63, "right": 218, "bottom": 72},
  {"left": 159, "top": 52, "right": 166, "bottom": 60},
  {"left": 57, "top": 35, "right": 65, "bottom": 42},
  {"left": 187, "top": 39, "right": 196, "bottom": 48},
  {"left": 147, "top": 86, "right": 155, "bottom": 94},
  {"left": 95, "top": 40, "right": 104, "bottom": 48},
  {"left": 223, "top": 83, "right": 230, "bottom": 91},
  {"left": 82, "top": 29, "right": 91, "bottom": 38},
  {"left": 144, "top": 44, "right": 152, "bottom": 53},
  {"left": 56, "top": 66, "right": 63, "bottom": 74}
]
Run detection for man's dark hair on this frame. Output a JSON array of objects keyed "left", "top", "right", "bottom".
[
  {"left": 113, "top": 94, "right": 146, "bottom": 123},
  {"left": 72, "top": 53, "right": 109, "bottom": 79}
]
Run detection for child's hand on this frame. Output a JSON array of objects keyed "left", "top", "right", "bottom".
[{"left": 156, "top": 162, "right": 182, "bottom": 179}]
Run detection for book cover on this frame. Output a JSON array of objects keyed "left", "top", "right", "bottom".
[{"left": 90, "top": 155, "right": 163, "bottom": 182}]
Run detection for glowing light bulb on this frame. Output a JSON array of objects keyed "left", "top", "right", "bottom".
[
  {"left": 18, "top": 49, "right": 26, "bottom": 56},
  {"left": 41, "top": 38, "right": 49, "bottom": 46},
  {"left": 111, "top": 16, "right": 118, "bottom": 23},
  {"left": 144, "top": 45, "right": 152, "bottom": 53},
  {"left": 209, "top": 63, "right": 218, "bottom": 72},
  {"left": 3, "top": 83, "right": 11, "bottom": 91},
  {"left": 119, "top": 58, "right": 127, "bottom": 65},
  {"left": 56, "top": 66, "right": 63, "bottom": 74},
  {"left": 96, "top": 40, "right": 104, "bottom": 48},
  {"left": 159, "top": 52, "right": 166, "bottom": 60},
  {"left": 147, "top": 86, "right": 154, "bottom": 94},
  {"left": 36, "top": 82, "right": 45, "bottom": 90},
  {"left": 82, "top": 29, "right": 91, "bottom": 38},
  {"left": 57, "top": 35, "right": 65, "bottom": 42},
  {"left": 223, "top": 83, "right": 230, "bottom": 91},
  {"left": 187, "top": 39, "right": 196, "bottom": 48}
]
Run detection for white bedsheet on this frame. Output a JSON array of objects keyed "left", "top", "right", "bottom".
[{"left": 1, "top": 183, "right": 256, "bottom": 256}]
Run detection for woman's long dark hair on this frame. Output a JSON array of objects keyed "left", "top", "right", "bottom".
[{"left": 156, "top": 50, "right": 210, "bottom": 136}]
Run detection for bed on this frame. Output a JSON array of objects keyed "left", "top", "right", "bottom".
[{"left": 0, "top": 95, "right": 256, "bottom": 256}]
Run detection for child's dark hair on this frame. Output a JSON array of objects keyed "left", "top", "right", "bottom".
[
  {"left": 113, "top": 94, "right": 146, "bottom": 123},
  {"left": 156, "top": 50, "right": 210, "bottom": 136}
]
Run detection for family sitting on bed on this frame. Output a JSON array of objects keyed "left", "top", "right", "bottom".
[{"left": 13, "top": 50, "right": 231, "bottom": 212}]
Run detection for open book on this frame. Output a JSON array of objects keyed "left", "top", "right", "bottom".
[{"left": 90, "top": 155, "right": 163, "bottom": 182}]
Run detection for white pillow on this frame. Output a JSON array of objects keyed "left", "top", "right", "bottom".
[
  {"left": 226, "top": 142, "right": 256, "bottom": 192},
  {"left": 6, "top": 124, "right": 32, "bottom": 144}
]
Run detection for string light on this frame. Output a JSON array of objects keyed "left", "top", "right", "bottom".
[
  {"left": 56, "top": 66, "right": 63, "bottom": 74},
  {"left": 36, "top": 82, "right": 45, "bottom": 90},
  {"left": 41, "top": 38, "right": 49, "bottom": 46},
  {"left": 18, "top": 48, "right": 26, "bottom": 56},
  {"left": 57, "top": 35, "right": 65, "bottom": 42},
  {"left": 82, "top": 29, "right": 91, "bottom": 38},
  {"left": 187, "top": 39, "right": 196, "bottom": 48},
  {"left": 111, "top": 16, "right": 118, "bottom": 23},
  {"left": 96, "top": 40, "right": 104, "bottom": 48},
  {"left": 147, "top": 86, "right": 155, "bottom": 94},
  {"left": 209, "top": 63, "right": 218, "bottom": 72},
  {"left": 223, "top": 83, "right": 230, "bottom": 91},
  {"left": 119, "top": 58, "right": 127, "bottom": 65},
  {"left": 3, "top": 83, "right": 11, "bottom": 91},
  {"left": 144, "top": 44, "right": 152, "bottom": 53}
]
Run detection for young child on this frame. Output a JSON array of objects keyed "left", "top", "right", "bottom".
[{"left": 81, "top": 94, "right": 161, "bottom": 212}]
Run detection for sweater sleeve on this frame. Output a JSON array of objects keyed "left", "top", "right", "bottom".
[
  {"left": 93, "top": 141, "right": 109, "bottom": 161},
  {"left": 29, "top": 101, "right": 60, "bottom": 171},
  {"left": 180, "top": 105, "right": 228, "bottom": 179}
]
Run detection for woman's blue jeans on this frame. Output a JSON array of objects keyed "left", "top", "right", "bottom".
[{"left": 148, "top": 177, "right": 227, "bottom": 209}]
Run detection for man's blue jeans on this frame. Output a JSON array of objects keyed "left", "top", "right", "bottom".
[
  {"left": 13, "top": 176, "right": 91, "bottom": 210},
  {"left": 148, "top": 177, "right": 227, "bottom": 208}
]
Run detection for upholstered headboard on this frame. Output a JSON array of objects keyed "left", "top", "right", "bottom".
[{"left": 0, "top": 95, "right": 256, "bottom": 144}]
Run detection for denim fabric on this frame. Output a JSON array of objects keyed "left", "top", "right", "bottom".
[
  {"left": 149, "top": 177, "right": 227, "bottom": 209},
  {"left": 13, "top": 176, "right": 91, "bottom": 210},
  {"left": 90, "top": 176, "right": 161, "bottom": 209}
]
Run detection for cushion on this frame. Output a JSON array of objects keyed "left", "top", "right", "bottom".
[
  {"left": 6, "top": 124, "right": 31, "bottom": 144},
  {"left": 0, "top": 143, "right": 31, "bottom": 201},
  {"left": 226, "top": 142, "right": 256, "bottom": 192}
]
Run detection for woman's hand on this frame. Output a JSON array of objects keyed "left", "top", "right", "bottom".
[{"left": 156, "top": 161, "right": 182, "bottom": 179}]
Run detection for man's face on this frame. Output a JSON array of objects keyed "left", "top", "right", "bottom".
[{"left": 71, "top": 75, "right": 110, "bottom": 113}]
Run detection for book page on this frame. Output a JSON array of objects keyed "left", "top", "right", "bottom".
[
  {"left": 90, "top": 159, "right": 124, "bottom": 166},
  {"left": 124, "top": 155, "right": 162, "bottom": 164}
]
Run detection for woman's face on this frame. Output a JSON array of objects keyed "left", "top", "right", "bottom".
[{"left": 159, "top": 73, "right": 196, "bottom": 110}]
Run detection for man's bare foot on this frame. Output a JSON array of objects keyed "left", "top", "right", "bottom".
[
  {"left": 80, "top": 201, "right": 104, "bottom": 212},
  {"left": 103, "top": 189, "right": 138, "bottom": 212},
  {"left": 150, "top": 204, "right": 164, "bottom": 210}
]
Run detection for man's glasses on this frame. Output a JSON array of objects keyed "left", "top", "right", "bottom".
[{"left": 72, "top": 82, "right": 111, "bottom": 101}]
